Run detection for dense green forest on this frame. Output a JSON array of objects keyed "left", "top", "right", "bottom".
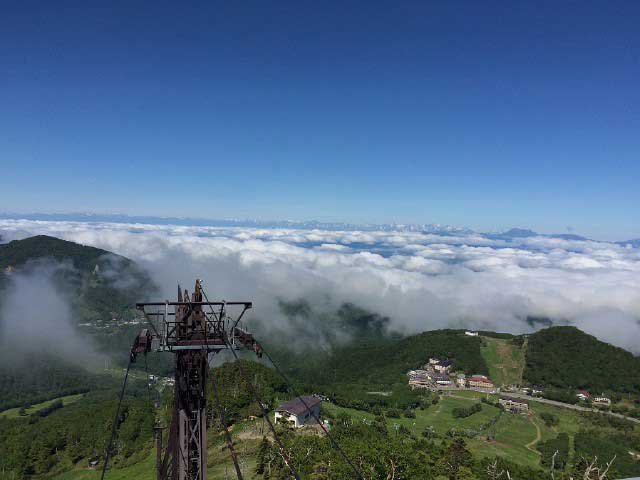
[
  {"left": 206, "top": 359, "right": 289, "bottom": 423},
  {"left": 573, "top": 430, "right": 640, "bottom": 478},
  {"left": 523, "top": 326, "right": 640, "bottom": 393},
  {"left": 537, "top": 433, "right": 569, "bottom": 469},
  {"left": 0, "top": 235, "right": 122, "bottom": 271},
  {"left": 0, "top": 384, "right": 152, "bottom": 478},
  {"left": 0, "top": 355, "right": 105, "bottom": 410}
]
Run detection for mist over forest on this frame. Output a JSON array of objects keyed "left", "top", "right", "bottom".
[{"left": 1, "top": 218, "right": 638, "bottom": 353}]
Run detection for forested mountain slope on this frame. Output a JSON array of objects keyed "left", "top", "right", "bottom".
[
  {"left": 0, "top": 235, "right": 160, "bottom": 409},
  {"left": 0, "top": 235, "right": 155, "bottom": 323},
  {"left": 523, "top": 326, "right": 640, "bottom": 393}
]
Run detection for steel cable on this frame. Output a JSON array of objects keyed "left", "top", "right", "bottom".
[
  {"left": 100, "top": 356, "right": 132, "bottom": 480},
  {"left": 255, "top": 339, "right": 366, "bottom": 480},
  {"left": 210, "top": 369, "right": 244, "bottom": 479},
  {"left": 200, "top": 288, "right": 301, "bottom": 480}
]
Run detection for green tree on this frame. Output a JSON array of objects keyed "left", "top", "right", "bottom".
[{"left": 255, "top": 437, "right": 270, "bottom": 475}]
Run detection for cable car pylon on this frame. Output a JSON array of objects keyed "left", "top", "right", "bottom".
[
  {"left": 112, "top": 279, "right": 361, "bottom": 480},
  {"left": 134, "top": 279, "right": 260, "bottom": 480}
]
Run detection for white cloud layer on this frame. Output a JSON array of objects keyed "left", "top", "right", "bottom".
[{"left": 1, "top": 219, "right": 639, "bottom": 352}]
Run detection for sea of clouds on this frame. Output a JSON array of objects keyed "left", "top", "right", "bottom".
[{"left": 1, "top": 219, "right": 639, "bottom": 352}]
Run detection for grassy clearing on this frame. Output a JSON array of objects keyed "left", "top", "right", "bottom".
[
  {"left": 323, "top": 396, "right": 501, "bottom": 436},
  {"left": 445, "top": 389, "right": 490, "bottom": 400},
  {"left": 0, "top": 393, "right": 85, "bottom": 419},
  {"left": 468, "top": 399, "right": 594, "bottom": 470},
  {"left": 480, "top": 337, "right": 525, "bottom": 387},
  {"left": 52, "top": 452, "right": 156, "bottom": 480},
  {"left": 529, "top": 401, "right": 586, "bottom": 436},
  {"left": 469, "top": 413, "right": 540, "bottom": 469}
]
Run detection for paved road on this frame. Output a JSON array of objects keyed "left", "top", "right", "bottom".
[
  {"left": 435, "top": 386, "right": 640, "bottom": 425},
  {"left": 504, "top": 392, "right": 640, "bottom": 425}
]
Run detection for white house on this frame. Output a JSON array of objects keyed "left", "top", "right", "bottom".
[
  {"left": 274, "top": 396, "right": 322, "bottom": 428},
  {"left": 456, "top": 374, "right": 466, "bottom": 388},
  {"left": 576, "top": 390, "right": 590, "bottom": 401},
  {"left": 464, "top": 331, "right": 478, "bottom": 337}
]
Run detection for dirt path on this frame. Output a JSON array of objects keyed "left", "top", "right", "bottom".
[{"left": 525, "top": 417, "right": 542, "bottom": 454}]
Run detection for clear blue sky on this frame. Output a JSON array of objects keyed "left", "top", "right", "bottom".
[{"left": 1, "top": 1, "right": 639, "bottom": 239}]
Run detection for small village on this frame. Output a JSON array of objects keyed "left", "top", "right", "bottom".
[
  {"left": 405, "top": 331, "right": 613, "bottom": 416},
  {"left": 271, "top": 333, "right": 618, "bottom": 432}
]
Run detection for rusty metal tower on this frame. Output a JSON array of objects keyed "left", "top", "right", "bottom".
[{"left": 134, "top": 280, "right": 260, "bottom": 480}]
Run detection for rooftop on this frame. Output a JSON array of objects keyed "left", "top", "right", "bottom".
[
  {"left": 276, "top": 396, "right": 322, "bottom": 417},
  {"left": 500, "top": 395, "right": 529, "bottom": 405},
  {"left": 469, "top": 376, "right": 493, "bottom": 384}
]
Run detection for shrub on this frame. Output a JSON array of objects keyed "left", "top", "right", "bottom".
[
  {"left": 386, "top": 408, "right": 401, "bottom": 418},
  {"left": 539, "top": 412, "right": 559, "bottom": 427},
  {"left": 452, "top": 403, "right": 482, "bottom": 419}
]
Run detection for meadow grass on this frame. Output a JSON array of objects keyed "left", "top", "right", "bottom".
[
  {"left": 468, "top": 412, "right": 540, "bottom": 469},
  {"left": 323, "top": 396, "right": 501, "bottom": 436},
  {"left": 480, "top": 336, "right": 525, "bottom": 387},
  {"left": 0, "top": 393, "right": 85, "bottom": 419}
]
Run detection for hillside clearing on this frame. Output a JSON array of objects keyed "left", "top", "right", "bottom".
[
  {"left": 0, "top": 393, "right": 85, "bottom": 418},
  {"left": 480, "top": 336, "right": 526, "bottom": 387}
]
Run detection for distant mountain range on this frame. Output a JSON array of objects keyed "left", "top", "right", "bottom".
[
  {"left": 486, "top": 228, "right": 590, "bottom": 242},
  {"left": 1, "top": 212, "right": 638, "bottom": 245},
  {"left": 617, "top": 238, "right": 640, "bottom": 248},
  {"left": 0, "top": 211, "right": 469, "bottom": 234}
]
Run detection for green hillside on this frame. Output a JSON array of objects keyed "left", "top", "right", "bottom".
[
  {"left": 2, "top": 347, "right": 640, "bottom": 479},
  {"left": 0, "top": 235, "right": 162, "bottom": 410},
  {"left": 0, "top": 355, "right": 102, "bottom": 411},
  {"left": 523, "top": 326, "right": 640, "bottom": 393},
  {"left": 0, "top": 235, "right": 156, "bottom": 323},
  {"left": 0, "top": 235, "right": 124, "bottom": 271},
  {"left": 480, "top": 336, "right": 526, "bottom": 387},
  {"left": 270, "top": 328, "right": 489, "bottom": 411}
]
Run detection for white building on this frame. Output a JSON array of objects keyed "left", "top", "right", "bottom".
[
  {"left": 432, "top": 372, "right": 452, "bottom": 385},
  {"left": 433, "top": 360, "right": 452, "bottom": 373},
  {"left": 274, "top": 396, "right": 322, "bottom": 428},
  {"left": 464, "top": 331, "right": 478, "bottom": 337},
  {"left": 468, "top": 375, "right": 494, "bottom": 389},
  {"left": 456, "top": 374, "right": 466, "bottom": 387},
  {"left": 408, "top": 370, "right": 431, "bottom": 388},
  {"left": 576, "top": 391, "right": 590, "bottom": 401},
  {"left": 499, "top": 395, "right": 529, "bottom": 414}
]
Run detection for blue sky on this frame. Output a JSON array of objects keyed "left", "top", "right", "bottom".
[{"left": 1, "top": 1, "right": 639, "bottom": 240}]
